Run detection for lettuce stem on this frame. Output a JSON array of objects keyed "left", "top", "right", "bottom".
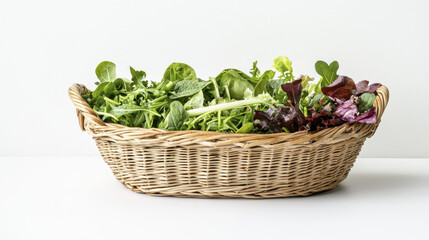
[{"left": 187, "top": 95, "right": 274, "bottom": 117}]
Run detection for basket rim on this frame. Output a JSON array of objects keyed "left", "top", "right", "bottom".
[{"left": 68, "top": 83, "right": 389, "bottom": 147}]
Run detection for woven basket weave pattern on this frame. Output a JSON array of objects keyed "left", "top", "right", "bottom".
[{"left": 69, "top": 84, "right": 389, "bottom": 198}]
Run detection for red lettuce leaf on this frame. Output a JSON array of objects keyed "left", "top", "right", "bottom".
[
  {"left": 305, "top": 109, "right": 344, "bottom": 131},
  {"left": 354, "top": 80, "right": 382, "bottom": 96},
  {"left": 255, "top": 80, "right": 308, "bottom": 133},
  {"left": 352, "top": 107, "right": 377, "bottom": 123},
  {"left": 254, "top": 108, "right": 283, "bottom": 133},
  {"left": 254, "top": 106, "right": 307, "bottom": 133},
  {"left": 321, "top": 76, "right": 356, "bottom": 100},
  {"left": 254, "top": 76, "right": 377, "bottom": 133},
  {"left": 281, "top": 79, "right": 307, "bottom": 131},
  {"left": 335, "top": 98, "right": 358, "bottom": 122},
  {"left": 334, "top": 98, "right": 377, "bottom": 124},
  {"left": 281, "top": 79, "right": 303, "bottom": 109}
]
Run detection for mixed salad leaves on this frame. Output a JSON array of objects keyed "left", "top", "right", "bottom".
[{"left": 82, "top": 57, "right": 381, "bottom": 134}]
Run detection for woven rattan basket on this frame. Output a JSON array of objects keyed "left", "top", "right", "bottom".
[{"left": 69, "top": 84, "right": 389, "bottom": 198}]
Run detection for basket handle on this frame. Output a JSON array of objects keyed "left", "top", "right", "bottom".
[
  {"left": 374, "top": 85, "right": 389, "bottom": 123},
  {"left": 68, "top": 84, "right": 106, "bottom": 131}
]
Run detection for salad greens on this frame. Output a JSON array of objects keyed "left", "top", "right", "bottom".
[{"left": 83, "top": 57, "right": 381, "bottom": 134}]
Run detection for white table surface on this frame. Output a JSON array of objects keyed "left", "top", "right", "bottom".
[{"left": 1, "top": 157, "right": 428, "bottom": 240}]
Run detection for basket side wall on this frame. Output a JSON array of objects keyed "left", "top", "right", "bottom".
[{"left": 95, "top": 137, "right": 366, "bottom": 198}]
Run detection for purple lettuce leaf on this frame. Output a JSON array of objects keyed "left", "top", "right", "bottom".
[
  {"left": 281, "top": 79, "right": 303, "bottom": 110},
  {"left": 321, "top": 76, "right": 357, "bottom": 100},
  {"left": 352, "top": 107, "right": 377, "bottom": 123},
  {"left": 254, "top": 106, "right": 308, "bottom": 133},
  {"left": 255, "top": 80, "right": 308, "bottom": 133},
  {"left": 254, "top": 108, "right": 283, "bottom": 133},
  {"left": 334, "top": 97, "right": 377, "bottom": 124},
  {"left": 281, "top": 79, "right": 307, "bottom": 131},
  {"left": 335, "top": 98, "right": 359, "bottom": 122},
  {"left": 254, "top": 76, "right": 377, "bottom": 133},
  {"left": 354, "top": 80, "right": 382, "bottom": 96},
  {"left": 305, "top": 108, "right": 344, "bottom": 131},
  {"left": 277, "top": 106, "right": 307, "bottom": 132}
]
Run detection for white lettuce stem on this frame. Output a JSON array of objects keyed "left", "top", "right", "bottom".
[{"left": 187, "top": 98, "right": 265, "bottom": 117}]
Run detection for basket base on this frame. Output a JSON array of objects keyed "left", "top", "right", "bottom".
[{"left": 117, "top": 172, "right": 351, "bottom": 199}]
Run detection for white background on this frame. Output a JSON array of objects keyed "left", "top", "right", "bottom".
[
  {"left": 1, "top": 0, "right": 428, "bottom": 157},
  {"left": 1, "top": 2, "right": 429, "bottom": 240}
]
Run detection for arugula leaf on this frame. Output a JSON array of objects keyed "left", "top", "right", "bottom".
[
  {"left": 91, "top": 82, "right": 109, "bottom": 99},
  {"left": 133, "top": 111, "right": 146, "bottom": 127},
  {"left": 308, "top": 93, "right": 325, "bottom": 108},
  {"left": 254, "top": 70, "right": 275, "bottom": 96},
  {"left": 358, "top": 93, "right": 376, "bottom": 113},
  {"left": 95, "top": 61, "right": 116, "bottom": 83},
  {"left": 315, "top": 60, "right": 339, "bottom": 86},
  {"left": 249, "top": 61, "right": 261, "bottom": 78},
  {"left": 130, "top": 67, "right": 147, "bottom": 88},
  {"left": 165, "top": 101, "right": 189, "bottom": 130}
]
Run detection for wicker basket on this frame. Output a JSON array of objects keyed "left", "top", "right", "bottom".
[{"left": 69, "top": 84, "right": 389, "bottom": 198}]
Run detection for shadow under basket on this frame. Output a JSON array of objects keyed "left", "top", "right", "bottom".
[{"left": 69, "top": 84, "right": 389, "bottom": 198}]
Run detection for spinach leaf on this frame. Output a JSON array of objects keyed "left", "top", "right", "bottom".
[
  {"left": 165, "top": 101, "right": 189, "bottom": 130},
  {"left": 358, "top": 93, "right": 376, "bottom": 113},
  {"left": 217, "top": 69, "right": 254, "bottom": 100},
  {"left": 103, "top": 82, "right": 119, "bottom": 98},
  {"left": 95, "top": 61, "right": 116, "bottom": 83},
  {"left": 216, "top": 68, "right": 256, "bottom": 84},
  {"left": 184, "top": 90, "right": 204, "bottom": 110},
  {"left": 114, "top": 78, "right": 131, "bottom": 91},
  {"left": 160, "top": 63, "right": 197, "bottom": 88},
  {"left": 315, "top": 60, "right": 339, "bottom": 87},
  {"left": 91, "top": 82, "right": 109, "bottom": 100},
  {"left": 170, "top": 80, "right": 210, "bottom": 99}
]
